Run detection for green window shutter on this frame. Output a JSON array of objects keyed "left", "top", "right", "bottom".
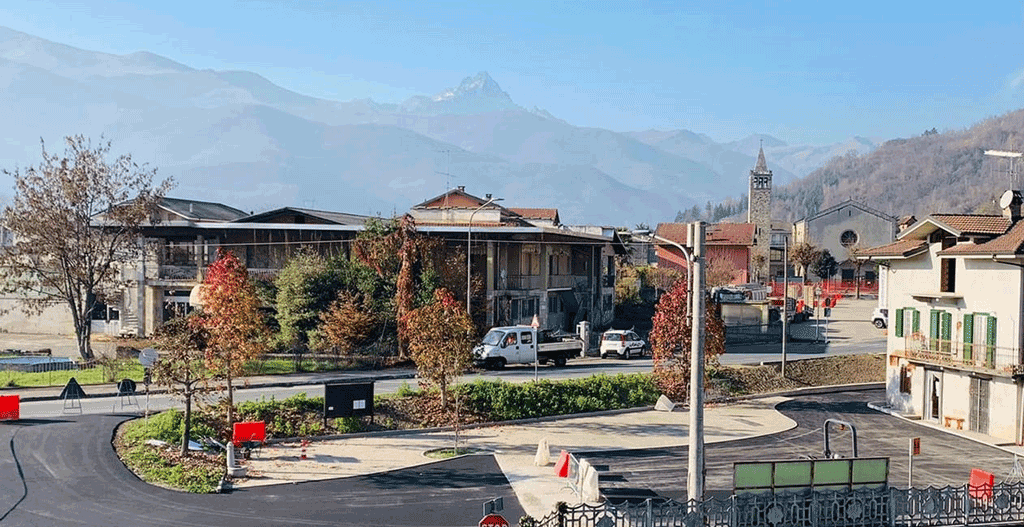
[
  {"left": 941, "top": 311, "right": 952, "bottom": 353},
  {"left": 986, "top": 315, "right": 997, "bottom": 366},
  {"left": 930, "top": 310, "right": 940, "bottom": 348},
  {"left": 963, "top": 313, "right": 974, "bottom": 361},
  {"left": 895, "top": 309, "right": 905, "bottom": 338},
  {"left": 912, "top": 309, "right": 920, "bottom": 333}
]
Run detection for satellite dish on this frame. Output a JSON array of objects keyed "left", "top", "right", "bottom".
[
  {"left": 999, "top": 189, "right": 1015, "bottom": 210},
  {"left": 139, "top": 348, "right": 158, "bottom": 367}
]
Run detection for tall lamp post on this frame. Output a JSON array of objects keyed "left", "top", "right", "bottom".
[
  {"left": 467, "top": 196, "right": 502, "bottom": 314},
  {"left": 634, "top": 223, "right": 706, "bottom": 501}
]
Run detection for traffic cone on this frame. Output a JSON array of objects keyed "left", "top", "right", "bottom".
[{"left": 300, "top": 439, "right": 309, "bottom": 460}]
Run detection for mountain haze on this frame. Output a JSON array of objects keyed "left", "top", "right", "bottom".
[{"left": 0, "top": 25, "right": 879, "bottom": 226}]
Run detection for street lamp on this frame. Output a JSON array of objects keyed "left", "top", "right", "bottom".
[
  {"left": 467, "top": 196, "right": 503, "bottom": 314},
  {"left": 633, "top": 223, "right": 706, "bottom": 502}
]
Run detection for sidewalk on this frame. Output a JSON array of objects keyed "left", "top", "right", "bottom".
[
  {"left": 0, "top": 368, "right": 418, "bottom": 402},
  {"left": 237, "top": 396, "right": 797, "bottom": 519}
]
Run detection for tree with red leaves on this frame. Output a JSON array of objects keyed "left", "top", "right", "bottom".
[
  {"left": 649, "top": 279, "right": 726, "bottom": 402},
  {"left": 200, "top": 249, "right": 269, "bottom": 427},
  {"left": 402, "top": 288, "right": 475, "bottom": 407}
]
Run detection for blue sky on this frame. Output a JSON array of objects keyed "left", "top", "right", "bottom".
[{"left": 3, "top": 0, "right": 1023, "bottom": 144}]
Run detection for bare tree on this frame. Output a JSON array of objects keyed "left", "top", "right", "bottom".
[
  {"left": 789, "top": 242, "right": 820, "bottom": 285},
  {"left": 0, "top": 136, "right": 172, "bottom": 359}
]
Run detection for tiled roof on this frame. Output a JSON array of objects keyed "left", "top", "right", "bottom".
[
  {"left": 159, "top": 197, "right": 247, "bottom": 221},
  {"left": 508, "top": 208, "right": 559, "bottom": 221},
  {"left": 235, "top": 207, "right": 369, "bottom": 225},
  {"left": 939, "top": 220, "right": 1024, "bottom": 256},
  {"left": 655, "top": 222, "right": 755, "bottom": 246},
  {"left": 655, "top": 223, "right": 689, "bottom": 244},
  {"left": 857, "top": 239, "right": 928, "bottom": 258},
  {"left": 930, "top": 214, "right": 1011, "bottom": 235},
  {"left": 707, "top": 223, "right": 756, "bottom": 245}
]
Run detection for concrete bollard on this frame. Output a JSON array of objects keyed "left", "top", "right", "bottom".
[
  {"left": 534, "top": 438, "right": 551, "bottom": 466},
  {"left": 655, "top": 394, "right": 675, "bottom": 412},
  {"left": 226, "top": 443, "right": 247, "bottom": 478}
]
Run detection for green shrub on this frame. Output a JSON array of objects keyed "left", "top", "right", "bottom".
[{"left": 458, "top": 373, "right": 659, "bottom": 421}]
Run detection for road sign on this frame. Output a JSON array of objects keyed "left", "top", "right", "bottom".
[
  {"left": 479, "top": 513, "right": 509, "bottom": 527},
  {"left": 912, "top": 437, "right": 921, "bottom": 456},
  {"left": 139, "top": 348, "right": 158, "bottom": 367}
]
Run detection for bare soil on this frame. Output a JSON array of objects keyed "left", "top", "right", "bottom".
[{"left": 708, "top": 353, "right": 886, "bottom": 399}]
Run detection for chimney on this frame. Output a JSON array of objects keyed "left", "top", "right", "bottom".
[
  {"left": 1000, "top": 190, "right": 1022, "bottom": 222},
  {"left": 485, "top": 193, "right": 492, "bottom": 199},
  {"left": 457, "top": 185, "right": 465, "bottom": 192}
]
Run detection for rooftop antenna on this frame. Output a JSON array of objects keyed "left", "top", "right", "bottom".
[
  {"left": 985, "top": 150, "right": 1023, "bottom": 189},
  {"left": 436, "top": 149, "right": 453, "bottom": 207}
]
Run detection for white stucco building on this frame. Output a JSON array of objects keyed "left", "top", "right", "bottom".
[{"left": 860, "top": 192, "right": 1024, "bottom": 444}]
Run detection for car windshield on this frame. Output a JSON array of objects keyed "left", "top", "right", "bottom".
[{"left": 482, "top": 330, "right": 505, "bottom": 346}]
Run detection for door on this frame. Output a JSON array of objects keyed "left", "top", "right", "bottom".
[
  {"left": 517, "top": 330, "right": 537, "bottom": 364},
  {"left": 970, "top": 377, "right": 990, "bottom": 434},
  {"left": 925, "top": 370, "right": 942, "bottom": 422}
]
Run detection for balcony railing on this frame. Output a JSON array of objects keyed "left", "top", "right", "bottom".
[
  {"left": 502, "top": 274, "right": 594, "bottom": 291},
  {"left": 156, "top": 265, "right": 279, "bottom": 283},
  {"left": 896, "top": 333, "right": 1023, "bottom": 376}
]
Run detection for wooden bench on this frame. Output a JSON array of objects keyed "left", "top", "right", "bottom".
[{"left": 944, "top": 416, "right": 965, "bottom": 430}]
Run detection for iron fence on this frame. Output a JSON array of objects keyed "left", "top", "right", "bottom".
[{"left": 535, "top": 482, "right": 1024, "bottom": 527}]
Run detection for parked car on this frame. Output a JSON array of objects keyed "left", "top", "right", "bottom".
[
  {"left": 872, "top": 308, "right": 888, "bottom": 329},
  {"left": 600, "top": 330, "right": 647, "bottom": 359}
]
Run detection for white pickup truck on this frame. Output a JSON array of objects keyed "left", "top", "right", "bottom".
[{"left": 473, "top": 326, "right": 584, "bottom": 369}]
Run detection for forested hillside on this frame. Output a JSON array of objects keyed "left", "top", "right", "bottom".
[{"left": 772, "top": 109, "right": 1024, "bottom": 221}]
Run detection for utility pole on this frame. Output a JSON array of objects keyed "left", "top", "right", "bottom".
[
  {"left": 687, "top": 221, "right": 706, "bottom": 503},
  {"left": 782, "top": 238, "right": 788, "bottom": 377}
]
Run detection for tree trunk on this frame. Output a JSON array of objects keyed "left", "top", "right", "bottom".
[
  {"left": 181, "top": 389, "right": 192, "bottom": 456},
  {"left": 68, "top": 298, "right": 93, "bottom": 360}
]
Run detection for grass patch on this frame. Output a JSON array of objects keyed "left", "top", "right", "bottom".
[{"left": 115, "top": 410, "right": 224, "bottom": 493}]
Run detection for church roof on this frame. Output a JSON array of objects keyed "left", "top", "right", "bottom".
[{"left": 753, "top": 146, "right": 771, "bottom": 174}]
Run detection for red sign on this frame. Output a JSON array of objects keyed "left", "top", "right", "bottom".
[
  {"left": 912, "top": 437, "right": 921, "bottom": 456},
  {"left": 479, "top": 514, "right": 509, "bottom": 527}
]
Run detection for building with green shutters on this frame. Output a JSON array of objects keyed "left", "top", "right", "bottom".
[{"left": 859, "top": 190, "right": 1024, "bottom": 445}]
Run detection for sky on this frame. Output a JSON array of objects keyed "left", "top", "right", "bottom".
[{"left": 2, "top": 0, "right": 1024, "bottom": 145}]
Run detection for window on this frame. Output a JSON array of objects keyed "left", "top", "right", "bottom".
[
  {"left": 894, "top": 307, "right": 920, "bottom": 338},
  {"left": 840, "top": 230, "right": 858, "bottom": 247},
  {"left": 940, "top": 258, "right": 956, "bottom": 292},
  {"left": 520, "top": 331, "right": 533, "bottom": 345},
  {"left": 928, "top": 310, "right": 952, "bottom": 352},
  {"left": 0, "top": 226, "right": 12, "bottom": 247}
]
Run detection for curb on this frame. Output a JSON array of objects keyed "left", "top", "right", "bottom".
[{"left": 267, "top": 382, "right": 886, "bottom": 445}]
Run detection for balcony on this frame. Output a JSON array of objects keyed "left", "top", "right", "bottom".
[
  {"left": 894, "top": 334, "right": 1022, "bottom": 377},
  {"left": 156, "top": 266, "right": 279, "bottom": 283}
]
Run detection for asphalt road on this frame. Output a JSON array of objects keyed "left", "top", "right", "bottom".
[
  {"left": 0, "top": 413, "right": 523, "bottom": 527},
  {"left": 580, "top": 389, "right": 1020, "bottom": 501}
]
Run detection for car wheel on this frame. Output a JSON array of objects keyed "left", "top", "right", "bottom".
[
  {"left": 495, "top": 357, "right": 507, "bottom": 369},
  {"left": 554, "top": 355, "right": 567, "bottom": 367},
  {"left": 622, "top": 348, "right": 631, "bottom": 360},
  {"left": 600, "top": 353, "right": 608, "bottom": 359},
  {"left": 873, "top": 319, "right": 885, "bottom": 329}
]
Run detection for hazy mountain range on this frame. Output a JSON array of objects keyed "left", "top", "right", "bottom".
[{"left": 0, "top": 25, "right": 879, "bottom": 225}]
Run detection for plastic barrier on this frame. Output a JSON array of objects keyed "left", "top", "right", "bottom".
[
  {"left": 232, "top": 421, "right": 266, "bottom": 448},
  {"left": 554, "top": 450, "right": 570, "bottom": 477},
  {"left": 0, "top": 395, "right": 18, "bottom": 420}
]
